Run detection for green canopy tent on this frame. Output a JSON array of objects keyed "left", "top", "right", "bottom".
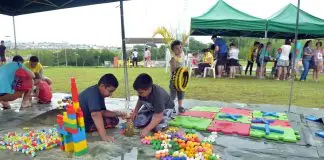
[
  {"left": 190, "top": 0, "right": 266, "bottom": 37},
  {"left": 0, "top": 0, "right": 132, "bottom": 109},
  {"left": 267, "top": 3, "right": 324, "bottom": 39}
]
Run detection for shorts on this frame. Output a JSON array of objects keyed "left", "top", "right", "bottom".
[
  {"left": 169, "top": 80, "right": 184, "bottom": 100},
  {"left": 227, "top": 59, "right": 239, "bottom": 66},
  {"left": 216, "top": 54, "right": 227, "bottom": 66},
  {"left": 133, "top": 102, "right": 175, "bottom": 131},
  {"left": 87, "top": 117, "right": 119, "bottom": 132},
  {"left": 0, "top": 93, "right": 7, "bottom": 96},
  {"left": 277, "top": 59, "right": 289, "bottom": 67},
  {"left": 314, "top": 60, "right": 323, "bottom": 68}
]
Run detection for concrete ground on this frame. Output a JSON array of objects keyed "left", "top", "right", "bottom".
[{"left": 0, "top": 93, "right": 324, "bottom": 160}]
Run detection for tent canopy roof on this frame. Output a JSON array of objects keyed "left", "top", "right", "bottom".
[
  {"left": 0, "top": 0, "right": 121, "bottom": 16},
  {"left": 267, "top": 3, "right": 324, "bottom": 39},
  {"left": 190, "top": 0, "right": 266, "bottom": 37}
]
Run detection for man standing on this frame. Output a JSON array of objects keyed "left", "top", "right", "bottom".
[
  {"left": 0, "top": 40, "right": 6, "bottom": 65},
  {"left": 211, "top": 35, "right": 228, "bottom": 78},
  {"left": 132, "top": 48, "right": 138, "bottom": 67}
]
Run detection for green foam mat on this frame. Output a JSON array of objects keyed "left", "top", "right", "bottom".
[
  {"left": 249, "top": 124, "right": 300, "bottom": 142},
  {"left": 168, "top": 116, "right": 212, "bottom": 131},
  {"left": 253, "top": 110, "right": 288, "bottom": 120},
  {"left": 215, "top": 113, "right": 252, "bottom": 124},
  {"left": 190, "top": 106, "right": 221, "bottom": 113}
]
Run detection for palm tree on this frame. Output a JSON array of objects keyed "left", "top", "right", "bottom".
[{"left": 153, "top": 26, "right": 189, "bottom": 47}]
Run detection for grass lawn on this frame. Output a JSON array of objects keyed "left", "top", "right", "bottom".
[{"left": 45, "top": 67, "right": 324, "bottom": 108}]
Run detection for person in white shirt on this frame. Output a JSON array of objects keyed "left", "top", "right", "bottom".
[
  {"left": 277, "top": 39, "right": 291, "bottom": 80},
  {"left": 144, "top": 47, "right": 152, "bottom": 67},
  {"left": 227, "top": 43, "right": 240, "bottom": 78},
  {"left": 132, "top": 48, "right": 138, "bottom": 67}
]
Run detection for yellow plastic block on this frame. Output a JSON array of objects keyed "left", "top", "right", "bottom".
[
  {"left": 77, "top": 117, "right": 85, "bottom": 127},
  {"left": 73, "top": 140, "right": 88, "bottom": 152},
  {"left": 64, "top": 142, "right": 74, "bottom": 152},
  {"left": 65, "top": 117, "right": 77, "bottom": 125},
  {"left": 63, "top": 112, "right": 68, "bottom": 121},
  {"left": 73, "top": 102, "right": 80, "bottom": 111}
]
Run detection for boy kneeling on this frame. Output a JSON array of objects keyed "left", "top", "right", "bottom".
[
  {"left": 132, "top": 73, "right": 175, "bottom": 137},
  {"left": 79, "top": 74, "right": 125, "bottom": 142}
]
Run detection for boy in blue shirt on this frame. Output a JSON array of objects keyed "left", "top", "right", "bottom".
[{"left": 79, "top": 74, "right": 125, "bottom": 142}]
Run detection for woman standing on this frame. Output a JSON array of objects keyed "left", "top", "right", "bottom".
[
  {"left": 300, "top": 40, "right": 313, "bottom": 81},
  {"left": 277, "top": 39, "right": 291, "bottom": 80},
  {"left": 259, "top": 42, "right": 272, "bottom": 79},
  {"left": 227, "top": 43, "right": 240, "bottom": 78},
  {"left": 312, "top": 41, "right": 323, "bottom": 81}
]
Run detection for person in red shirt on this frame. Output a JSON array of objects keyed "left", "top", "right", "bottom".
[{"left": 33, "top": 73, "right": 52, "bottom": 104}]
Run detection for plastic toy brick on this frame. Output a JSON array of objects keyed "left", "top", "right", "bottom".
[
  {"left": 64, "top": 122, "right": 78, "bottom": 129},
  {"left": 57, "top": 115, "right": 64, "bottom": 125},
  {"left": 250, "top": 124, "right": 300, "bottom": 142},
  {"left": 66, "top": 105, "right": 75, "bottom": 114},
  {"left": 74, "top": 147, "right": 88, "bottom": 156},
  {"left": 190, "top": 106, "right": 220, "bottom": 113},
  {"left": 251, "top": 124, "right": 284, "bottom": 135},
  {"left": 220, "top": 108, "right": 252, "bottom": 116},
  {"left": 67, "top": 114, "right": 76, "bottom": 119},
  {"left": 64, "top": 142, "right": 74, "bottom": 152},
  {"left": 63, "top": 134, "right": 73, "bottom": 144},
  {"left": 179, "top": 111, "right": 216, "bottom": 119},
  {"left": 72, "top": 128, "right": 87, "bottom": 143},
  {"left": 315, "top": 131, "right": 324, "bottom": 138},
  {"left": 73, "top": 140, "right": 87, "bottom": 152},
  {"left": 76, "top": 108, "right": 84, "bottom": 117},
  {"left": 64, "top": 117, "right": 77, "bottom": 125},
  {"left": 207, "top": 120, "right": 250, "bottom": 136},
  {"left": 73, "top": 102, "right": 80, "bottom": 110},
  {"left": 57, "top": 127, "right": 68, "bottom": 135},
  {"left": 253, "top": 110, "right": 288, "bottom": 120},
  {"left": 215, "top": 113, "right": 252, "bottom": 124},
  {"left": 252, "top": 118, "right": 291, "bottom": 127},
  {"left": 168, "top": 116, "right": 212, "bottom": 131},
  {"left": 65, "top": 128, "right": 78, "bottom": 134},
  {"left": 77, "top": 117, "right": 85, "bottom": 127}
]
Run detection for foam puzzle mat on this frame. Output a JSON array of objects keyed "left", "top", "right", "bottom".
[
  {"left": 168, "top": 116, "right": 212, "bottom": 131},
  {"left": 189, "top": 106, "right": 221, "bottom": 113},
  {"left": 207, "top": 120, "right": 250, "bottom": 136},
  {"left": 253, "top": 110, "right": 288, "bottom": 120},
  {"left": 220, "top": 108, "right": 252, "bottom": 116},
  {"left": 249, "top": 124, "right": 300, "bottom": 142},
  {"left": 215, "top": 112, "right": 252, "bottom": 124},
  {"left": 179, "top": 111, "right": 216, "bottom": 119}
]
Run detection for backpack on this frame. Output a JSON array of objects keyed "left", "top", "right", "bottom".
[{"left": 13, "top": 63, "right": 33, "bottom": 91}]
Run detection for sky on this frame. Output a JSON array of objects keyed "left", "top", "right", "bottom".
[{"left": 0, "top": 0, "right": 323, "bottom": 46}]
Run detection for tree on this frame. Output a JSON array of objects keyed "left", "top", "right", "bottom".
[
  {"left": 188, "top": 38, "right": 208, "bottom": 53},
  {"left": 153, "top": 26, "right": 189, "bottom": 49}
]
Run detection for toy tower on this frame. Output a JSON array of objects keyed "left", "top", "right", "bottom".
[{"left": 56, "top": 78, "right": 88, "bottom": 156}]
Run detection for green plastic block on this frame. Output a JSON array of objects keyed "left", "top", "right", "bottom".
[
  {"left": 74, "top": 148, "right": 88, "bottom": 156},
  {"left": 64, "top": 122, "right": 78, "bottom": 129},
  {"left": 249, "top": 124, "right": 300, "bottom": 142},
  {"left": 190, "top": 106, "right": 221, "bottom": 113},
  {"left": 168, "top": 116, "right": 212, "bottom": 131},
  {"left": 215, "top": 113, "right": 252, "bottom": 124},
  {"left": 253, "top": 110, "right": 288, "bottom": 120}
]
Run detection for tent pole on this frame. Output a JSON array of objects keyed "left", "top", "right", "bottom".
[
  {"left": 288, "top": 0, "right": 300, "bottom": 112},
  {"left": 12, "top": 16, "right": 17, "bottom": 55},
  {"left": 119, "top": 0, "right": 130, "bottom": 110}
]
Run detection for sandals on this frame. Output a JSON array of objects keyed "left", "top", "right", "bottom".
[
  {"left": 178, "top": 107, "right": 186, "bottom": 113},
  {"left": 1, "top": 102, "right": 11, "bottom": 110}
]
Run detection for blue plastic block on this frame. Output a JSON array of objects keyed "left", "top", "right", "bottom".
[
  {"left": 63, "top": 134, "right": 73, "bottom": 144},
  {"left": 315, "top": 131, "right": 324, "bottom": 138},
  {"left": 251, "top": 124, "right": 284, "bottom": 135},
  {"left": 252, "top": 118, "right": 274, "bottom": 124},
  {"left": 219, "top": 113, "right": 242, "bottom": 121},
  {"left": 262, "top": 111, "right": 279, "bottom": 118},
  {"left": 72, "top": 128, "right": 87, "bottom": 143},
  {"left": 67, "top": 114, "right": 76, "bottom": 119},
  {"left": 57, "top": 126, "right": 68, "bottom": 135},
  {"left": 306, "top": 115, "right": 322, "bottom": 122}
]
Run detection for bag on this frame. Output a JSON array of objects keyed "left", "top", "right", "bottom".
[{"left": 13, "top": 63, "right": 33, "bottom": 91}]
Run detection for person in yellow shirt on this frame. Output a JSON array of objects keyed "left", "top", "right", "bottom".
[
  {"left": 24, "top": 56, "right": 52, "bottom": 85},
  {"left": 196, "top": 45, "right": 215, "bottom": 77},
  {"left": 245, "top": 41, "right": 260, "bottom": 76}
]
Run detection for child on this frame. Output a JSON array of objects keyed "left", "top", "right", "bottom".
[
  {"left": 169, "top": 40, "right": 186, "bottom": 113},
  {"left": 79, "top": 74, "right": 126, "bottom": 142},
  {"left": 132, "top": 73, "right": 175, "bottom": 137},
  {"left": 0, "top": 55, "right": 34, "bottom": 109},
  {"left": 33, "top": 73, "right": 52, "bottom": 104}
]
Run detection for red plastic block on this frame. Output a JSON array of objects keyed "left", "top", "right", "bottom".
[
  {"left": 207, "top": 120, "right": 251, "bottom": 136},
  {"left": 66, "top": 105, "right": 75, "bottom": 114},
  {"left": 220, "top": 108, "right": 251, "bottom": 116},
  {"left": 65, "top": 127, "right": 78, "bottom": 134},
  {"left": 57, "top": 115, "right": 64, "bottom": 127},
  {"left": 180, "top": 111, "right": 216, "bottom": 119},
  {"left": 76, "top": 108, "right": 84, "bottom": 118},
  {"left": 252, "top": 119, "right": 291, "bottom": 127}
]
